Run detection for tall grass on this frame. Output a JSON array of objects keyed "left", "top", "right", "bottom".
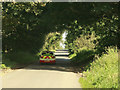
[{"left": 79, "top": 47, "right": 118, "bottom": 88}]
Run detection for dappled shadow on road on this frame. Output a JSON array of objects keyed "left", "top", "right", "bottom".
[
  {"left": 24, "top": 65, "right": 73, "bottom": 72},
  {"left": 56, "top": 49, "right": 68, "bottom": 51},
  {"left": 55, "top": 52, "right": 69, "bottom": 53},
  {"left": 23, "top": 50, "right": 84, "bottom": 73},
  {"left": 23, "top": 60, "right": 75, "bottom": 72},
  {"left": 55, "top": 55, "right": 69, "bottom": 56}
]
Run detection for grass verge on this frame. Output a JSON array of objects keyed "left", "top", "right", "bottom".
[{"left": 79, "top": 47, "right": 118, "bottom": 88}]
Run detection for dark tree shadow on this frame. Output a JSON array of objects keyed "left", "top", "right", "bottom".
[
  {"left": 23, "top": 60, "right": 74, "bottom": 72},
  {"left": 70, "top": 49, "right": 95, "bottom": 73}
]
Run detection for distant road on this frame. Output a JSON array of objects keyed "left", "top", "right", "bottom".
[{"left": 2, "top": 50, "right": 81, "bottom": 88}]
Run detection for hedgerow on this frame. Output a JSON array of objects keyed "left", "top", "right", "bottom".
[{"left": 79, "top": 47, "right": 118, "bottom": 88}]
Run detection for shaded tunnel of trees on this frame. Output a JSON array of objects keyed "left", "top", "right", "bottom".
[
  {"left": 1, "top": 2, "right": 119, "bottom": 88},
  {"left": 2, "top": 2, "right": 120, "bottom": 63}
]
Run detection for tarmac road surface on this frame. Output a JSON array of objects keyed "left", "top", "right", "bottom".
[{"left": 2, "top": 50, "right": 81, "bottom": 88}]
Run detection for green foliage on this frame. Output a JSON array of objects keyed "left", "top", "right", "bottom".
[
  {"left": 0, "top": 64, "right": 9, "bottom": 69},
  {"left": 69, "top": 53, "right": 76, "bottom": 59},
  {"left": 1, "top": 55, "right": 18, "bottom": 69},
  {"left": 74, "top": 32, "right": 97, "bottom": 53},
  {"left": 4, "top": 51, "right": 38, "bottom": 64},
  {"left": 1, "top": 60, "right": 17, "bottom": 69},
  {"left": 79, "top": 47, "right": 118, "bottom": 88},
  {"left": 2, "top": 2, "right": 48, "bottom": 54},
  {"left": 41, "top": 32, "right": 62, "bottom": 52},
  {"left": 1, "top": 2, "right": 119, "bottom": 88},
  {"left": 66, "top": 14, "right": 119, "bottom": 54},
  {"left": 3, "top": 2, "right": 119, "bottom": 54},
  {"left": 63, "top": 4, "right": 119, "bottom": 88},
  {"left": 71, "top": 49, "right": 95, "bottom": 66}
]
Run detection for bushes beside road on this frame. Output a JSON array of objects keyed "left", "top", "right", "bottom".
[
  {"left": 65, "top": 10, "right": 119, "bottom": 88},
  {"left": 1, "top": 31, "right": 62, "bottom": 70},
  {"left": 0, "top": 60, "right": 17, "bottom": 69},
  {"left": 1, "top": 51, "right": 38, "bottom": 69},
  {"left": 74, "top": 47, "right": 118, "bottom": 88},
  {"left": 70, "top": 49, "right": 95, "bottom": 66},
  {"left": 5, "top": 51, "right": 38, "bottom": 64},
  {"left": 80, "top": 47, "right": 118, "bottom": 88}
]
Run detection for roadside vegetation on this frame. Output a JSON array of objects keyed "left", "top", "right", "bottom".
[
  {"left": 79, "top": 47, "right": 118, "bottom": 88},
  {"left": 64, "top": 3, "right": 119, "bottom": 88},
  {"left": 65, "top": 19, "right": 119, "bottom": 88},
  {"left": 1, "top": 32, "right": 62, "bottom": 70},
  {"left": 1, "top": 51, "right": 38, "bottom": 69},
  {"left": 38, "top": 32, "right": 63, "bottom": 56},
  {"left": 1, "top": 2, "right": 119, "bottom": 88}
]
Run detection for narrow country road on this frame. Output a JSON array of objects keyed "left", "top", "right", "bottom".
[{"left": 2, "top": 50, "right": 81, "bottom": 88}]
